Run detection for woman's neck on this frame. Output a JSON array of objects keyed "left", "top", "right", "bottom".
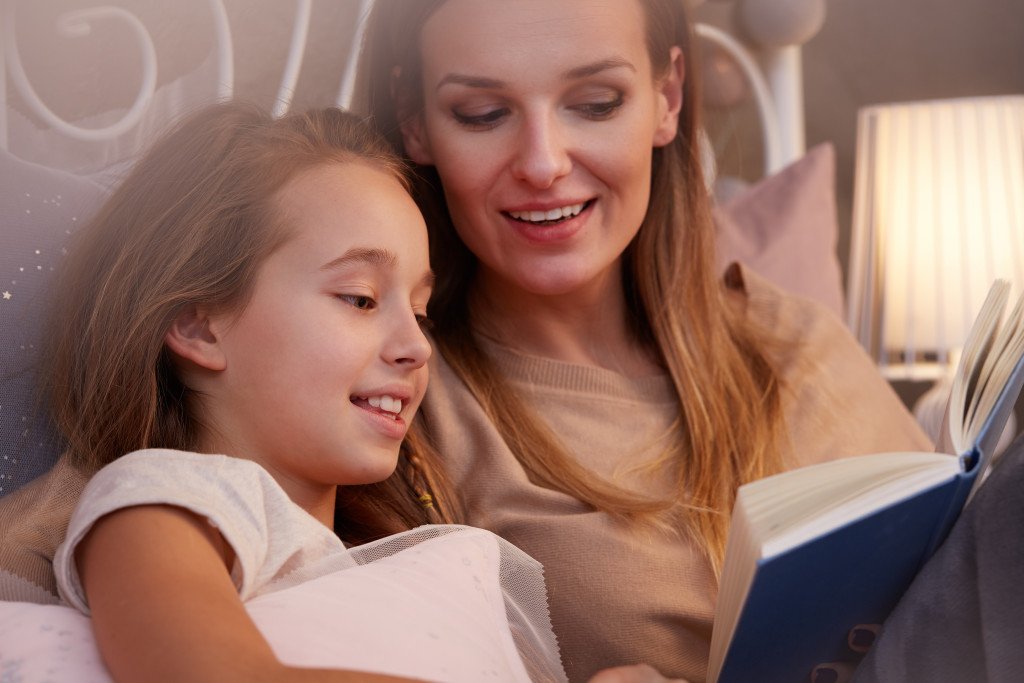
[{"left": 468, "top": 269, "right": 662, "bottom": 377}]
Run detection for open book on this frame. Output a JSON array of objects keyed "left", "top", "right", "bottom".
[{"left": 708, "top": 279, "right": 1024, "bottom": 683}]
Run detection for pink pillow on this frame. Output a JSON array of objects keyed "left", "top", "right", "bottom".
[
  {"left": 713, "top": 142, "right": 845, "bottom": 319},
  {"left": 0, "top": 529, "right": 549, "bottom": 683}
]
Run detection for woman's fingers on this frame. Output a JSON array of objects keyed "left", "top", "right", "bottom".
[
  {"left": 847, "top": 623, "right": 879, "bottom": 654},
  {"left": 810, "top": 661, "right": 858, "bottom": 683}
]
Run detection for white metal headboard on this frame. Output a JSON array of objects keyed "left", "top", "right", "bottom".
[
  {"left": 1, "top": 0, "right": 801, "bottom": 176},
  {"left": 0, "top": 0, "right": 376, "bottom": 153}
]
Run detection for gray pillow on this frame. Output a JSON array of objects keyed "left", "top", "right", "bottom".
[{"left": 0, "top": 148, "right": 115, "bottom": 496}]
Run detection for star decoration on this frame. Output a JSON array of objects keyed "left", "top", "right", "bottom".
[{"left": 2, "top": 292, "right": 11, "bottom": 300}]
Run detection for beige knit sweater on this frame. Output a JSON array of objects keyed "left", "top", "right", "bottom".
[
  {"left": 0, "top": 453, "right": 91, "bottom": 603},
  {"left": 419, "top": 265, "right": 932, "bottom": 683}
]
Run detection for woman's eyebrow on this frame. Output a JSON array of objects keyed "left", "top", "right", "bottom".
[
  {"left": 436, "top": 58, "right": 635, "bottom": 92},
  {"left": 564, "top": 57, "right": 636, "bottom": 80},
  {"left": 437, "top": 73, "right": 505, "bottom": 91}
]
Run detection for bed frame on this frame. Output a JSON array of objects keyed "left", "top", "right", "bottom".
[
  {"left": 0, "top": 0, "right": 818, "bottom": 496},
  {"left": 0, "top": 0, "right": 812, "bottom": 171}
]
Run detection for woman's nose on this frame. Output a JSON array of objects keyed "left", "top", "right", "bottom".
[{"left": 511, "top": 113, "right": 572, "bottom": 188}]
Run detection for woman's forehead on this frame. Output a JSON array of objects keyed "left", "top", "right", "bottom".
[{"left": 418, "top": 0, "right": 650, "bottom": 79}]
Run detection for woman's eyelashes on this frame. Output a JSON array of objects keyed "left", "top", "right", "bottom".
[
  {"left": 449, "top": 91, "right": 626, "bottom": 129},
  {"left": 574, "top": 92, "right": 624, "bottom": 120},
  {"left": 452, "top": 106, "right": 508, "bottom": 130}
]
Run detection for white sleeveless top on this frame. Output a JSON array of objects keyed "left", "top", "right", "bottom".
[{"left": 40, "top": 449, "right": 567, "bottom": 683}]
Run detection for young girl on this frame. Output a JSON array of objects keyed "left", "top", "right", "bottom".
[{"left": 36, "top": 102, "right": 571, "bottom": 683}]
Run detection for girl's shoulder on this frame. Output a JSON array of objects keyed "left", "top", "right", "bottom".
[{"left": 57, "top": 449, "right": 346, "bottom": 609}]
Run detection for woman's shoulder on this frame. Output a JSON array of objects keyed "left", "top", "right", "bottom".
[
  {"left": 723, "top": 262, "right": 933, "bottom": 463},
  {"left": 723, "top": 261, "right": 878, "bottom": 380},
  {"left": 723, "top": 261, "right": 847, "bottom": 350}
]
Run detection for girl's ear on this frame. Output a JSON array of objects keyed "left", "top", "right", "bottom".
[
  {"left": 653, "top": 46, "right": 685, "bottom": 148},
  {"left": 164, "top": 305, "right": 227, "bottom": 372},
  {"left": 393, "top": 65, "right": 435, "bottom": 166}
]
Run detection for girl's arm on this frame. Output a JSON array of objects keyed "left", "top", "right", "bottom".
[{"left": 77, "top": 503, "right": 425, "bottom": 683}]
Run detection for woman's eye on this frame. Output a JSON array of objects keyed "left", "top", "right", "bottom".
[
  {"left": 574, "top": 93, "right": 624, "bottom": 120},
  {"left": 416, "top": 314, "right": 434, "bottom": 330},
  {"left": 339, "top": 294, "right": 376, "bottom": 311},
  {"left": 452, "top": 107, "right": 508, "bottom": 130}
]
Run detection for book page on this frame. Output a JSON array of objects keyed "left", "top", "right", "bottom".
[
  {"left": 962, "top": 290, "right": 1024, "bottom": 447},
  {"left": 948, "top": 280, "right": 1010, "bottom": 454}
]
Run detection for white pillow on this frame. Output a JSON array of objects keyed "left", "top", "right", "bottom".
[{"left": 0, "top": 529, "right": 553, "bottom": 683}]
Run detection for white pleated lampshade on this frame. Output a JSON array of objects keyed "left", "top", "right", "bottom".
[{"left": 847, "top": 95, "right": 1024, "bottom": 380}]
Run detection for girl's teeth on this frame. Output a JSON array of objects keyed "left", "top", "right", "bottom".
[{"left": 368, "top": 396, "right": 402, "bottom": 413}]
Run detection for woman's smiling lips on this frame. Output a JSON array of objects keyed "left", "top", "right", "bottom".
[{"left": 502, "top": 200, "right": 594, "bottom": 245}]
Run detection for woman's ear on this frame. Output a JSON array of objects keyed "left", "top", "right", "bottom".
[
  {"left": 164, "top": 305, "right": 227, "bottom": 372},
  {"left": 653, "top": 46, "right": 685, "bottom": 148},
  {"left": 393, "top": 65, "right": 435, "bottom": 166}
]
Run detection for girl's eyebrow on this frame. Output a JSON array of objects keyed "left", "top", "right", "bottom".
[
  {"left": 320, "top": 247, "right": 436, "bottom": 289},
  {"left": 320, "top": 247, "right": 397, "bottom": 271},
  {"left": 436, "top": 58, "right": 635, "bottom": 92}
]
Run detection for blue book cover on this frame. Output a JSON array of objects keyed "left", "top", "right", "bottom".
[{"left": 708, "top": 280, "right": 1024, "bottom": 683}]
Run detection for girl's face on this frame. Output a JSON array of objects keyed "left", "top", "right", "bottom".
[
  {"left": 403, "top": 0, "right": 682, "bottom": 300},
  {"left": 202, "top": 161, "right": 432, "bottom": 507}
]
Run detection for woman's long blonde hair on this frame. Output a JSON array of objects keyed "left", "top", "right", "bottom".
[
  {"left": 38, "top": 101, "right": 456, "bottom": 537},
  {"left": 351, "top": 0, "right": 788, "bottom": 570}
]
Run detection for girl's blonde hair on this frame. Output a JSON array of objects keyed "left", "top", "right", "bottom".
[
  {"left": 39, "top": 102, "right": 457, "bottom": 535},
  {"left": 350, "top": 0, "right": 788, "bottom": 571}
]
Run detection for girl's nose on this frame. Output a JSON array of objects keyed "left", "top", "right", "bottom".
[
  {"left": 510, "top": 113, "right": 572, "bottom": 189},
  {"left": 387, "top": 312, "right": 432, "bottom": 369}
]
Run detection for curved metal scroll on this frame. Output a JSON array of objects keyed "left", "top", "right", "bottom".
[
  {"left": 271, "top": 0, "right": 312, "bottom": 118},
  {"left": 695, "top": 22, "right": 784, "bottom": 176},
  {"left": 337, "top": 0, "right": 374, "bottom": 111},
  {"left": 3, "top": 0, "right": 235, "bottom": 144},
  {"left": 3, "top": 3, "right": 158, "bottom": 142}
]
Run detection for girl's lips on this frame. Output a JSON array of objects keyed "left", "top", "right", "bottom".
[
  {"left": 502, "top": 200, "right": 593, "bottom": 245},
  {"left": 354, "top": 401, "right": 409, "bottom": 440}
]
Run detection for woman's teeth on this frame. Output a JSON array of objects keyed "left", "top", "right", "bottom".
[{"left": 508, "top": 202, "right": 585, "bottom": 224}]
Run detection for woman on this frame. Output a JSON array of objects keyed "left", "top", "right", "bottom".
[{"left": 341, "top": 1, "right": 932, "bottom": 682}]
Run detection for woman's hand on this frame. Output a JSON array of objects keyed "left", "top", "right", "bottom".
[
  {"left": 810, "top": 624, "right": 879, "bottom": 683},
  {"left": 587, "top": 664, "right": 690, "bottom": 683}
]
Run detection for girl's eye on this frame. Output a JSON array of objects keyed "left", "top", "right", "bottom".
[
  {"left": 574, "top": 93, "right": 624, "bottom": 120},
  {"left": 416, "top": 314, "right": 434, "bottom": 331},
  {"left": 339, "top": 294, "right": 376, "bottom": 311},
  {"left": 452, "top": 107, "right": 508, "bottom": 130}
]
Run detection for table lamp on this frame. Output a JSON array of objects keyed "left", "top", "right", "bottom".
[{"left": 846, "top": 95, "right": 1024, "bottom": 442}]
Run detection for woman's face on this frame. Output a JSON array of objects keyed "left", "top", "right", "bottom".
[{"left": 404, "top": 0, "right": 682, "bottom": 300}]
